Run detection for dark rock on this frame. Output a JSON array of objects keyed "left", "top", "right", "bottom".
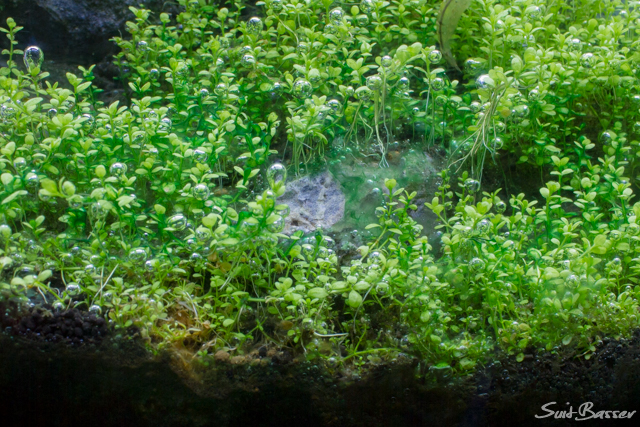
[{"left": 0, "top": 0, "right": 170, "bottom": 63}]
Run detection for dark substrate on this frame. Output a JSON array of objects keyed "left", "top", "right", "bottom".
[{"left": 1, "top": 302, "right": 640, "bottom": 427}]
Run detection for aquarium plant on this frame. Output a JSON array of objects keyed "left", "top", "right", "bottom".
[{"left": 1, "top": 0, "right": 640, "bottom": 377}]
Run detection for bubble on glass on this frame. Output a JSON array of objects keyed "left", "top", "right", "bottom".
[
  {"left": 397, "top": 76, "right": 410, "bottom": 90},
  {"left": 468, "top": 258, "right": 485, "bottom": 272},
  {"left": 129, "top": 247, "right": 148, "bottom": 263},
  {"left": 330, "top": 8, "right": 344, "bottom": 25},
  {"left": 13, "top": 157, "right": 27, "bottom": 172},
  {"left": 361, "top": 0, "right": 374, "bottom": 14},
  {"left": 296, "top": 42, "right": 309, "bottom": 55},
  {"left": 168, "top": 214, "right": 188, "bottom": 231},
  {"left": 490, "top": 137, "right": 504, "bottom": 150},
  {"left": 324, "top": 23, "right": 337, "bottom": 35},
  {"left": 431, "top": 77, "right": 445, "bottom": 91},
  {"left": 90, "top": 201, "right": 109, "bottom": 219},
  {"left": 381, "top": 55, "right": 392, "bottom": 68},
  {"left": 494, "top": 200, "right": 506, "bottom": 213},
  {"left": 600, "top": 131, "right": 612, "bottom": 144},
  {"left": 246, "top": 17, "right": 263, "bottom": 35},
  {"left": 149, "top": 68, "right": 159, "bottom": 80},
  {"left": 428, "top": 50, "right": 443, "bottom": 64},
  {"left": 293, "top": 79, "right": 312, "bottom": 98},
  {"left": 110, "top": 162, "right": 127, "bottom": 176},
  {"left": 580, "top": 52, "right": 595, "bottom": 68},
  {"left": 81, "top": 114, "right": 95, "bottom": 132},
  {"left": 24, "top": 46, "right": 44, "bottom": 71},
  {"left": 356, "top": 15, "right": 369, "bottom": 26},
  {"left": 267, "top": 216, "right": 285, "bottom": 233},
  {"left": 137, "top": 40, "right": 149, "bottom": 52},
  {"left": 610, "top": 229, "right": 622, "bottom": 241},
  {"left": 192, "top": 183, "right": 210, "bottom": 200},
  {"left": 215, "top": 82, "right": 228, "bottom": 97},
  {"left": 66, "top": 283, "right": 81, "bottom": 296},
  {"left": 345, "top": 86, "right": 355, "bottom": 97},
  {"left": 464, "top": 58, "right": 482, "bottom": 75},
  {"left": 464, "top": 178, "right": 480, "bottom": 193},
  {"left": 376, "top": 282, "right": 389, "bottom": 295},
  {"left": 199, "top": 88, "right": 209, "bottom": 99},
  {"left": 89, "top": 304, "right": 102, "bottom": 315},
  {"left": 476, "top": 219, "right": 490, "bottom": 233},
  {"left": 355, "top": 86, "right": 373, "bottom": 102},
  {"left": 476, "top": 74, "right": 493, "bottom": 89},
  {"left": 327, "top": 99, "right": 341, "bottom": 113},
  {"left": 193, "top": 149, "right": 208, "bottom": 163},
  {"left": 267, "top": 163, "right": 287, "bottom": 187},
  {"left": 241, "top": 54, "right": 256, "bottom": 67},
  {"left": 566, "top": 274, "right": 579, "bottom": 286},
  {"left": 568, "top": 38, "right": 582, "bottom": 51},
  {"left": 366, "top": 75, "right": 383, "bottom": 91},
  {"left": 271, "top": 0, "right": 284, "bottom": 12}
]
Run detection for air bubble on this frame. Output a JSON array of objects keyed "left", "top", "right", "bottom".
[
  {"left": 293, "top": 79, "right": 312, "bottom": 98},
  {"left": 129, "top": 248, "right": 148, "bottom": 263},
  {"left": 89, "top": 305, "right": 102, "bottom": 315},
  {"left": 329, "top": 8, "right": 344, "bottom": 25},
  {"left": 366, "top": 75, "right": 383, "bottom": 91},
  {"left": 431, "top": 77, "right": 445, "bottom": 91},
  {"left": 168, "top": 214, "right": 188, "bottom": 231},
  {"left": 13, "top": 157, "right": 27, "bottom": 172},
  {"left": 215, "top": 82, "right": 228, "bottom": 97},
  {"left": 271, "top": 0, "right": 284, "bottom": 12},
  {"left": 580, "top": 53, "right": 595, "bottom": 68},
  {"left": 356, "top": 86, "right": 373, "bottom": 102},
  {"left": 192, "top": 183, "right": 210, "bottom": 200},
  {"left": 476, "top": 74, "right": 493, "bottom": 89},
  {"left": 361, "top": 0, "right": 374, "bottom": 14},
  {"left": 267, "top": 216, "right": 285, "bottom": 233},
  {"left": 296, "top": 42, "right": 309, "bottom": 55},
  {"left": 137, "top": 41, "right": 149, "bottom": 52},
  {"left": 469, "top": 258, "right": 485, "bottom": 272},
  {"left": 24, "top": 46, "right": 44, "bottom": 71},
  {"left": 110, "top": 162, "right": 127, "bottom": 176},
  {"left": 356, "top": 15, "right": 369, "bottom": 26},
  {"left": 464, "top": 178, "right": 480, "bottom": 193},
  {"left": 428, "top": 50, "right": 442, "bottom": 64},
  {"left": 490, "top": 137, "right": 504, "bottom": 150},
  {"left": 246, "top": 17, "right": 263, "bottom": 35},
  {"left": 267, "top": 163, "right": 287, "bottom": 187},
  {"left": 193, "top": 149, "right": 208, "bottom": 163},
  {"left": 66, "top": 283, "right": 81, "bottom": 296},
  {"left": 476, "top": 219, "right": 490, "bottom": 233},
  {"left": 241, "top": 54, "right": 256, "bottom": 67}
]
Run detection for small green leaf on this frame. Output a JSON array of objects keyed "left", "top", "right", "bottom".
[
  {"left": 308, "top": 287, "right": 328, "bottom": 299},
  {"left": 2, "top": 190, "right": 27, "bottom": 205}
]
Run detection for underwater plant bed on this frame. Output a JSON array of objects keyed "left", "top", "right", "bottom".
[{"left": 4, "top": 0, "right": 640, "bottom": 425}]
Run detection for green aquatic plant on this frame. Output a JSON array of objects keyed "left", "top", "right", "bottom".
[{"left": 1, "top": 0, "right": 640, "bottom": 378}]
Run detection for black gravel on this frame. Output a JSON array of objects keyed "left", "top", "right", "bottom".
[{"left": 0, "top": 301, "right": 108, "bottom": 346}]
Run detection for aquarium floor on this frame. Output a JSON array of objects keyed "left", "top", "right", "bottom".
[{"left": 1, "top": 327, "right": 640, "bottom": 427}]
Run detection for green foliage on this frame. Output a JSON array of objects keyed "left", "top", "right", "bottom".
[{"left": 1, "top": 0, "right": 640, "bottom": 378}]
